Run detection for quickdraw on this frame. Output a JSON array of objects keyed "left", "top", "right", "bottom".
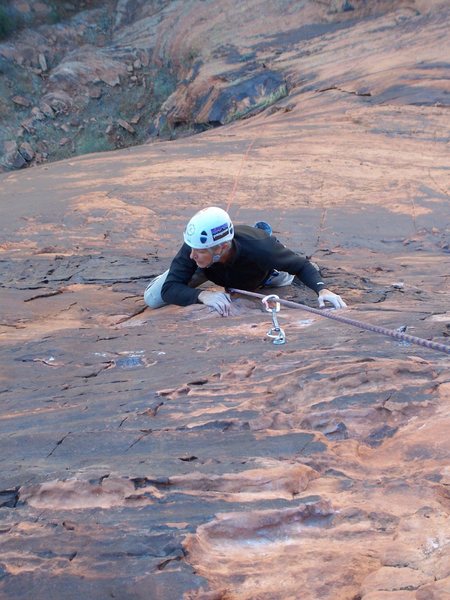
[
  {"left": 228, "top": 287, "right": 450, "bottom": 356},
  {"left": 262, "top": 294, "right": 286, "bottom": 345}
]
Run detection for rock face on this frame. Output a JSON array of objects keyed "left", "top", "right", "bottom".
[
  {"left": 5, "top": 0, "right": 448, "bottom": 171},
  {"left": 0, "top": 1, "right": 450, "bottom": 599},
  {"left": 0, "top": 0, "right": 177, "bottom": 170}
]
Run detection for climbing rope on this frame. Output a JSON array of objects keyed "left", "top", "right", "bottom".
[
  {"left": 226, "top": 138, "right": 258, "bottom": 214},
  {"left": 228, "top": 288, "right": 450, "bottom": 356}
]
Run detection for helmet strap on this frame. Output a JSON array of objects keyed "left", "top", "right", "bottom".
[{"left": 210, "top": 243, "right": 227, "bottom": 264}]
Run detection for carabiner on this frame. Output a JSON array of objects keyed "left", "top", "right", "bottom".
[{"left": 262, "top": 294, "right": 281, "bottom": 313}]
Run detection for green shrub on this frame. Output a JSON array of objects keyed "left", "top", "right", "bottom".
[
  {"left": 225, "top": 83, "right": 288, "bottom": 123},
  {"left": 76, "top": 129, "right": 114, "bottom": 156},
  {"left": 0, "top": 7, "right": 18, "bottom": 40}
]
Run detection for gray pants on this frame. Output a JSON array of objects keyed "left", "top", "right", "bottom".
[{"left": 143, "top": 269, "right": 294, "bottom": 309}]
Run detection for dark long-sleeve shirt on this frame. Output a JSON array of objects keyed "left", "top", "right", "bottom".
[{"left": 161, "top": 225, "right": 325, "bottom": 306}]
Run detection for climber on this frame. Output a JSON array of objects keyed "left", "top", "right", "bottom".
[{"left": 144, "top": 206, "right": 346, "bottom": 316}]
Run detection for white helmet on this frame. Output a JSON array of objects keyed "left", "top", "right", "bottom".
[{"left": 183, "top": 207, "right": 234, "bottom": 249}]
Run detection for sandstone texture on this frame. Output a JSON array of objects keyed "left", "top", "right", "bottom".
[{"left": 0, "top": 1, "right": 449, "bottom": 599}]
